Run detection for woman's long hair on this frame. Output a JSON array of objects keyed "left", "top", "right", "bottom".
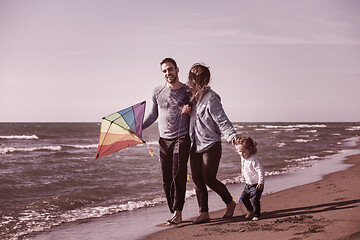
[{"left": 187, "top": 63, "right": 211, "bottom": 104}]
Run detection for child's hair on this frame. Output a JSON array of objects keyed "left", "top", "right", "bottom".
[{"left": 234, "top": 136, "right": 257, "bottom": 155}]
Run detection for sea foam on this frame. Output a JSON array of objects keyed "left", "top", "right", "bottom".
[
  {"left": 346, "top": 126, "right": 360, "bottom": 131},
  {"left": 0, "top": 135, "right": 39, "bottom": 140},
  {"left": 0, "top": 146, "right": 61, "bottom": 154}
]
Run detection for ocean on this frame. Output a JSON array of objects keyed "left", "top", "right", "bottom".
[{"left": 0, "top": 122, "right": 359, "bottom": 240}]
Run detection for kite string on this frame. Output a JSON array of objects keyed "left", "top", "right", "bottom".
[
  {"left": 144, "top": 106, "right": 185, "bottom": 211},
  {"left": 143, "top": 141, "right": 161, "bottom": 172},
  {"left": 168, "top": 111, "right": 185, "bottom": 212}
]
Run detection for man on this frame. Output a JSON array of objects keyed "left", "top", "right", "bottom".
[{"left": 143, "top": 58, "right": 191, "bottom": 224}]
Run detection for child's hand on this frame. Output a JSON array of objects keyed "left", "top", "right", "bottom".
[{"left": 256, "top": 184, "right": 264, "bottom": 191}]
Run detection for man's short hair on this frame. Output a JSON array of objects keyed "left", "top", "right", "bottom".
[{"left": 160, "top": 58, "right": 178, "bottom": 69}]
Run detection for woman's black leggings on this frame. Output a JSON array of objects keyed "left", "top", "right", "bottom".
[{"left": 190, "top": 141, "right": 233, "bottom": 212}]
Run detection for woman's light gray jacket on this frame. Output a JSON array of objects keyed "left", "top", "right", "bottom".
[{"left": 190, "top": 88, "right": 237, "bottom": 153}]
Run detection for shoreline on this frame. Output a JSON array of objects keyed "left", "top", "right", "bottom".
[
  {"left": 145, "top": 152, "right": 360, "bottom": 240},
  {"left": 32, "top": 146, "right": 360, "bottom": 240}
]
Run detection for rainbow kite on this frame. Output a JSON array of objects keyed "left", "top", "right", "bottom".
[{"left": 96, "top": 101, "right": 146, "bottom": 159}]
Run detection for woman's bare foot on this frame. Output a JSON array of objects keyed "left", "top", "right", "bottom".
[
  {"left": 192, "top": 212, "right": 210, "bottom": 224},
  {"left": 223, "top": 200, "right": 236, "bottom": 218}
]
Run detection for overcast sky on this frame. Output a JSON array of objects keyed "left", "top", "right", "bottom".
[{"left": 1, "top": 0, "right": 359, "bottom": 122}]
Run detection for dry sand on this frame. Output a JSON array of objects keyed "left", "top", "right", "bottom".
[{"left": 145, "top": 154, "right": 360, "bottom": 240}]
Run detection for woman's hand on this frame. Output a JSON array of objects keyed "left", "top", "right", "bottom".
[
  {"left": 181, "top": 104, "right": 191, "bottom": 115},
  {"left": 231, "top": 134, "right": 242, "bottom": 145}
]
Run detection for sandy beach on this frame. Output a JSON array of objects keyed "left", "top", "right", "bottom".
[
  {"left": 32, "top": 141, "right": 360, "bottom": 240},
  {"left": 145, "top": 153, "right": 360, "bottom": 240}
]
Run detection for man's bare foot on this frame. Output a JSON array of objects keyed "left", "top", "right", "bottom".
[{"left": 167, "top": 210, "right": 182, "bottom": 224}]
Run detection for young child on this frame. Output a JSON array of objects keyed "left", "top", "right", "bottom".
[{"left": 234, "top": 136, "right": 265, "bottom": 221}]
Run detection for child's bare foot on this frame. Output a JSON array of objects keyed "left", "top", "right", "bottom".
[
  {"left": 245, "top": 211, "right": 255, "bottom": 220},
  {"left": 252, "top": 216, "right": 259, "bottom": 221}
]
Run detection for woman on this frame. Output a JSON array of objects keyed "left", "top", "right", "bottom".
[{"left": 184, "top": 63, "right": 238, "bottom": 224}]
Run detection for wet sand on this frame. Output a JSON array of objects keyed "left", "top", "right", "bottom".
[
  {"left": 145, "top": 153, "right": 360, "bottom": 240},
  {"left": 33, "top": 149, "right": 360, "bottom": 240}
]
